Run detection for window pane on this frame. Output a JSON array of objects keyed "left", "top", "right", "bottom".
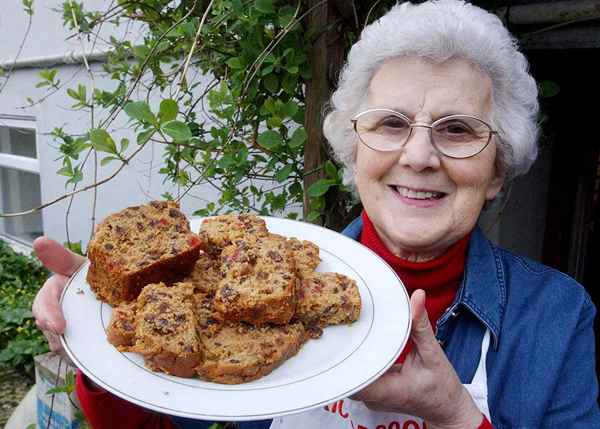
[
  {"left": 0, "top": 167, "right": 43, "bottom": 243},
  {"left": 0, "top": 126, "right": 37, "bottom": 158}
]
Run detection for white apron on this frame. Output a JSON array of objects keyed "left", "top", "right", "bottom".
[{"left": 270, "top": 330, "right": 491, "bottom": 429}]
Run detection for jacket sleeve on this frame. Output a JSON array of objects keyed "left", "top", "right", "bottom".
[
  {"left": 542, "top": 296, "right": 600, "bottom": 426},
  {"left": 76, "top": 370, "right": 176, "bottom": 429}
]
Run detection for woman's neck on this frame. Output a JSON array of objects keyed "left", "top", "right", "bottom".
[{"left": 373, "top": 224, "right": 448, "bottom": 262}]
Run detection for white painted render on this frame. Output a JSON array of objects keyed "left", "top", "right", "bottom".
[{"left": 0, "top": 1, "right": 221, "bottom": 249}]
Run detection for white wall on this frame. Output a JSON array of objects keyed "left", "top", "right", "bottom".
[
  {"left": 0, "top": 0, "right": 134, "bottom": 60},
  {"left": 0, "top": 1, "right": 222, "bottom": 249}
]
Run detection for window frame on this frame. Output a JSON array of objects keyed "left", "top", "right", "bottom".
[{"left": 0, "top": 114, "right": 41, "bottom": 247}]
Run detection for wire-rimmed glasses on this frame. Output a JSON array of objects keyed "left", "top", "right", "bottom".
[{"left": 351, "top": 108, "right": 498, "bottom": 159}]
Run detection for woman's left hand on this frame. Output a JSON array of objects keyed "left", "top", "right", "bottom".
[{"left": 350, "top": 289, "right": 484, "bottom": 429}]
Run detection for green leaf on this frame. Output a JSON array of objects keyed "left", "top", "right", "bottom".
[
  {"left": 307, "top": 210, "right": 321, "bottom": 222},
  {"left": 257, "top": 130, "right": 282, "bottom": 150},
  {"left": 162, "top": 120, "right": 192, "bottom": 141},
  {"left": 89, "top": 129, "right": 117, "bottom": 154},
  {"left": 324, "top": 160, "right": 337, "bottom": 179},
  {"left": 63, "top": 241, "right": 84, "bottom": 256},
  {"left": 101, "top": 156, "right": 120, "bottom": 166},
  {"left": 66, "top": 88, "right": 79, "bottom": 100},
  {"left": 132, "top": 45, "right": 151, "bottom": 60},
  {"left": 539, "top": 80, "right": 560, "bottom": 98},
  {"left": 281, "top": 101, "right": 298, "bottom": 118},
  {"left": 66, "top": 167, "right": 83, "bottom": 186},
  {"left": 120, "top": 138, "right": 130, "bottom": 153},
  {"left": 22, "top": 0, "right": 34, "bottom": 16},
  {"left": 137, "top": 129, "right": 155, "bottom": 145},
  {"left": 263, "top": 74, "right": 279, "bottom": 94},
  {"left": 124, "top": 101, "right": 155, "bottom": 124},
  {"left": 57, "top": 158, "right": 73, "bottom": 177},
  {"left": 226, "top": 57, "right": 243, "bottom": 69},
  {"left": 255, "top": 0, "right": 274, "bottom": 14},
  {"left": 275, "top": 164, "right": 293, "bottom": 182},
  {"left": 307, "top": 179, "right": 336, "bottom": 197},
  {"left": 289, "top": 127, "right": 306, "bottom": 148},
  {"left": 158, "top": 99, "right": 178, "bottom": 123}
]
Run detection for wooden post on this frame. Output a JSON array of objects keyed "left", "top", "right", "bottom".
[
  {"left": 303, "top": 0, "right": 329, "bottom": 221},
  {"left": 303, "top": 0, "right": 346, "bottom": 224}
]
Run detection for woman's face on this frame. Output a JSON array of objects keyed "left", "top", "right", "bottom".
[{"left": 355, "top": 56, "right": 503, "bottom": 261}]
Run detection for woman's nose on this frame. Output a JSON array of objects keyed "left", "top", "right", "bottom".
[{"left": 396, "top": 126, "right": 442, "bottom": 172}]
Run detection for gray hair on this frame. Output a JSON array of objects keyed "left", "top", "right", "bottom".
[{"left": 323, "top": 0, "right": 540, "bottom": 189}]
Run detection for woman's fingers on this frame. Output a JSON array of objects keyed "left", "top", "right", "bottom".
[
  {"left": 43, "top": 329, "right": 65, "bottom": 353},
  {"left": 32, "top": 274, "right": 68, "bottom": 334},
  {"left": 349, "top": 370, "right": 401, "bottom": 404},
  {"left": 409, "top": 289, "right": 441, "bottom": 361},
  {"left": 33, "top": 236, "right": 85, "bottom": 276}
]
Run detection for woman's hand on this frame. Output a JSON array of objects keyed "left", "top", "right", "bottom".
[
  {"left": 32, "top": 237, "right": 86, "bottom": 353},
  {"left": 351, "top": 289, "right": 484, "bottom": 429}
]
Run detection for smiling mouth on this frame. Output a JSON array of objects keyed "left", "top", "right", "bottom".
[{"left": 389, "top": 185, "right": 447, "bottom": 200}]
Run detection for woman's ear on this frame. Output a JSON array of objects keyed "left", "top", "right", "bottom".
[{"left": 486, "top": 158, "right": 506, "bottom": 201}]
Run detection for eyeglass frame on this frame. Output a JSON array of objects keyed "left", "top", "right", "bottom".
[{"left": 350, "top": 108, "right": 500, "bottom": 159}]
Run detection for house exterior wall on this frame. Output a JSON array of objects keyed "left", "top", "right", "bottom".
[{"left": 0, "top": 1, "right": 221, "bottom": 249}]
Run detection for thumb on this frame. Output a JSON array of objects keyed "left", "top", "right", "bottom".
[
  {"left": 33, "top": 236, "right": 86, "bottom": 276},
  {"left": 409, "top": 289, "right": 438, "bottom": 355}
]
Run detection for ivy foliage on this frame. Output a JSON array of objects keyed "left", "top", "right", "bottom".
[
  {"left": 39, "top": 0, "right": 404, "bottom": 227},
  {"left": 51, "top": 0, "right": 315, "bottom": 219},
  {"left": 0, "top": 240, "right": 50, "bottom": 374}
]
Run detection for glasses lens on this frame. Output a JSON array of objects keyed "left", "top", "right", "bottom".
[
  {"left": 354, "top": 110, "right": 410, "bottom": 151},
  {"left": 432, "top": 116, "right": 492, "bottom": 158}
]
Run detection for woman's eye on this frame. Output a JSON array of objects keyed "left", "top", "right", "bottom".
[
  {"left": 379, "top": 117, "right": 408, "bottom": 129},
  {"left": 438, "top": 121, "right": 472, "bottom": 135}
]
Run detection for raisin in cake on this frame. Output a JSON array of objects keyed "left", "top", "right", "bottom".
[
  {"left": 130, "top": 282, "right": 202, "bottom": 377},
  {"left": 87, "top": 201, "right": 202, "bottom": 306},
  {"left": 213, "top": 234, "right": 296, "bottom": 325}
]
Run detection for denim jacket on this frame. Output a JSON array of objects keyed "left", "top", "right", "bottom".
[{"left": 174, "top": 218, "right": 600, "bottom": 429}]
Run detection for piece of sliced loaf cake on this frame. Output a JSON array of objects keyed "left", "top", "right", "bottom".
[
  {"left": 213, "top": 234, "right": 296, "bottom": 325},
  {"left": 198, "top": 213, "right": 268, "bottom": 255},
  {"left": 196, "top": 322, "right": 306, "bottom": 384},
  {"left": 295, "top": 272, "right": 361, "bottom": 329},
  {"left": 87, "top": 201, "right": 202, "bottom": 306},
  {"left": 130, "top": 282, "right": 202, "bottom": 377}
]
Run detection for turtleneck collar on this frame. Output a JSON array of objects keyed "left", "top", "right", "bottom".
[{"left": 359, "top": 210, "right": 470, "bottom": 294}]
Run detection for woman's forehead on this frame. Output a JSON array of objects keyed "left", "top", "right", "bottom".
[{"left": 366, "top": 56, "right": 493, "bottom": 118}]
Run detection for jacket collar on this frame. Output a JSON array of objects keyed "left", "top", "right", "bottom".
[
  {"left": 341, "top": 217, "right": 505, "bottom": 349},
  {"left": 459, "top": 226, "right": 505, "bottom": 349}
]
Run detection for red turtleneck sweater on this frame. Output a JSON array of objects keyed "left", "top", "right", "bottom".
[
  {"left": 360, "top": 210, "right": 469, "bottom": 362},
  {"left": 360, "top": 211, "right": 492, "bottom": 429},
  {"left": 76, "top": 212, "right": 492, "bottom": 429}
]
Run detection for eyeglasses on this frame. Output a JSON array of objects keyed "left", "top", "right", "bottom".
[{"left": 351, "top": 108, "right": 498, "bottom": 159}]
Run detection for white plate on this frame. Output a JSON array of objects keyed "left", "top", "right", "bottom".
[{"left": 60, "top": 216, "right": 411, "bottom": 421}]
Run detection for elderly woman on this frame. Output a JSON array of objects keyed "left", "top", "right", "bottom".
[{"left": 32, "top": 1, "right": 599, "bottom": 428}]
